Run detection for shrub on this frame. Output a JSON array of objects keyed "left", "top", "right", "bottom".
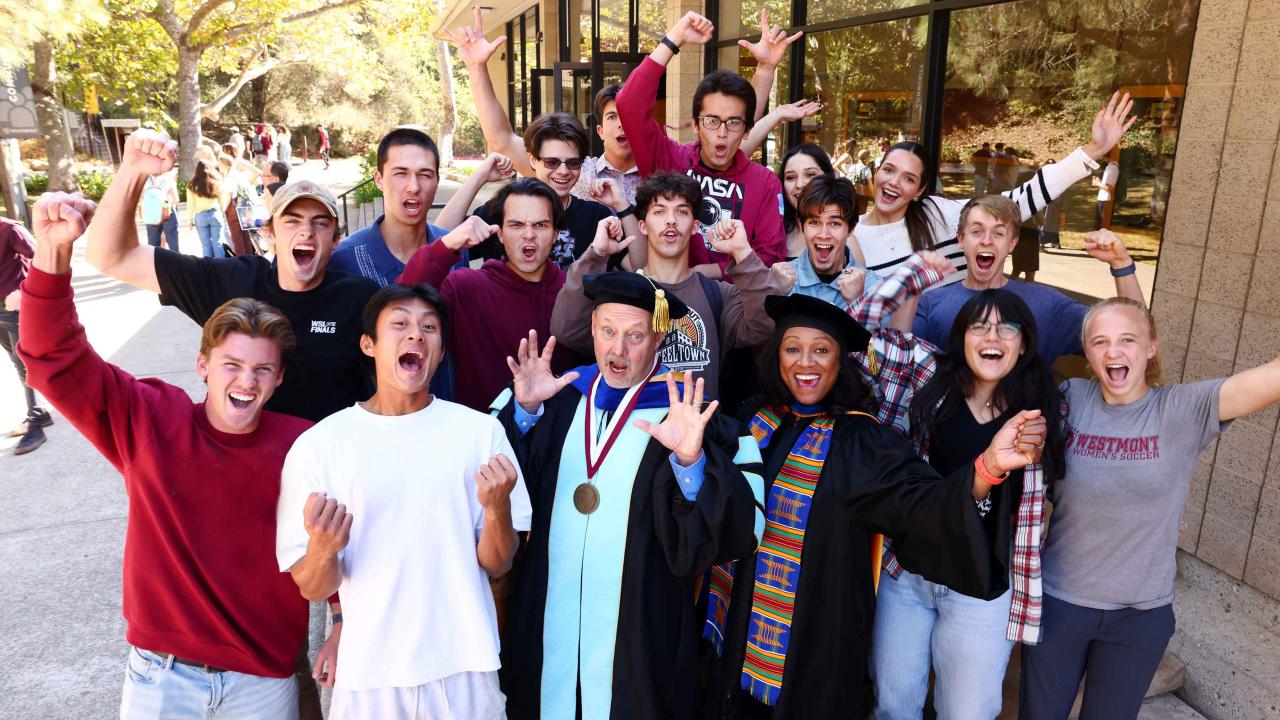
[
  {"left": 75, "top": 170, "right": 113, "bottom": 201},
  {"left": 24, "top": 173, "right": 48, "bottom": 196}
]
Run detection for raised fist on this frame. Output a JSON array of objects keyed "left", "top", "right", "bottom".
[
  {"left": 443, "top": 215, "right": 498, "bottom": 252},
  {"left": 302, "top": 492, "right": 353, "bottom": 558},
  {"left": 121, "top": 129, "right": 178, "bottom": 178},
  {"left": 32, "top": 192, "right": 96, "bottom": 249}
]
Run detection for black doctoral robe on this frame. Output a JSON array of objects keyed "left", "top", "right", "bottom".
[
  {"left": 495, "top": 384, "right": 759, "bottom": 720},
  {"left": 703, "top": 404, "right": 1011, "bottom": 720}
]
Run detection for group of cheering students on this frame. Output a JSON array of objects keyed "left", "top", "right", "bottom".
[{"left": 13, "top": 7, "right": 1280, "bottom": 720}]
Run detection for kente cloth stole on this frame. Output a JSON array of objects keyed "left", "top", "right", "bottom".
[{"left": 702, "top": 405, "right": 833, "bottom": 707}]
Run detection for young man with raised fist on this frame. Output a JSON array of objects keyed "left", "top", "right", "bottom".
[
  {"left": 19, "top": 192, "right": 313, "bottom": 718},
  {"left": 276, "top": 283, "right": 532, "bottom": 719}
]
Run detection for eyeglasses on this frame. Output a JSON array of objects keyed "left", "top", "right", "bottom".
[
  {"left": 696, "top": 116, "right": 747, "bottom": 133},
  {"left": 538, "top": 157, "right": 584, "bottom": 171},
  {"left": 967, "top": 321, "right": 1022, "bottom": 340}
]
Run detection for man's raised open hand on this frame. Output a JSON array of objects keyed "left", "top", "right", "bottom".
[
  {"left": 737, "top": 9, "right": 802, "bottom": 68},
  {"left": 507, "top": 330, "right": 580, "bottom": 414},
  {"left": 634, "top": 371, "right": 719, "bottom": 467},
  {"left": 445, "top": 5, "right": 507, "bottom": 68}
]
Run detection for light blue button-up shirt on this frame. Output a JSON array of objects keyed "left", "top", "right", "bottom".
[{"left": 788, "top": 248, "right": 883, "bottom": 312}]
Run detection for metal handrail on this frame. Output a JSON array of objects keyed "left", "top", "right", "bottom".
[{"left": 335, "top": 176, "right": 445, "bottom": 236}]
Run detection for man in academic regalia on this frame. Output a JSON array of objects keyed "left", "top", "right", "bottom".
[{"left": 491, "top": 268, "right": 760, "bottom": 720}]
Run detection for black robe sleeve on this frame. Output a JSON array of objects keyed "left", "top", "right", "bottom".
[
  {"left": 649, "top": 413, "right": 758, "bottom": 579},
  {"left": 837, "top": 415, "right": 1011, "bottom": 600}
]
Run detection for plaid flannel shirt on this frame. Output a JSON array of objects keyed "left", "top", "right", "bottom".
[{"left": 849, "top": 254, "right": 1046, "bottom": 644}]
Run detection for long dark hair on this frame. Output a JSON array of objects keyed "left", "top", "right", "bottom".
[
  {"left": 883, "top": 142, "right": 947, "bottom": 253},
  {"left": 188, "top": 160, "right": 221, "bottom": 199},
  {"left": 909, "top": 290, "right": 1066, "bottom": 480},
  {"left": 778, "top": 143, "right": 835, "bottom": 234},
  {"left": 757, "top": 332, "right": 875, "bottom": 416}
]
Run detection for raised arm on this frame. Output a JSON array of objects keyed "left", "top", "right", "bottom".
[
  {"left": 446, "top": 7, "right": 534, "bottom": 177},
  {"left": 709, "top": 219, "right": 781, "bottom": 348},
  {"left": 398, "top": 215, "right": 497, "bottom": 287},
  {"left": 1220, "top": 355, "right": 1280, "bottom": 421},
  {"left": 83, "top": 130, "right": 177, "bottom": 294},
  {"left": 1082, "top": 228, "right": 1146, "bottom": 307},
  {"left": 434, "top": 152, "right": 514, "bottom": 230},
  {"left": 548, "top": 220, "right": 619, "bottom": 354},
  {"left": 1003, "top": 92, "right": 1135, "bottom": 222},
  {"left": 737, "top": 10, "right": 803, "bottom": 123},
  {"left": 851, "top": 250, "right": 951, "bottom": 332},
  {"left": 740, "top": 99, "right": 821, "bottom": 157}
]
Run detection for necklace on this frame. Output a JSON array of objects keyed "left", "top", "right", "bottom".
[{"left": 575, "top": 363, "right": 658, "bottom": 514}]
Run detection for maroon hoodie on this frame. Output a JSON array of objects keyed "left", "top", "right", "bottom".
[
  {"left": 618, "top": 57, "right": 787, "bottom": 274},
  {"left": 400, "top": 241, "right": 575, "bottom": 411}
]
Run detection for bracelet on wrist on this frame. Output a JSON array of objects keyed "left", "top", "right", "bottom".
[
  {"left": 660, "top": 36, "right": 681, "bottom": 54},
  {"left": 1110, "top": 261, "right": 1137, "bottom": 278},
  {"left": 331, "top": 612, "right": 343, "bottom": 624},
  {"left": 616, "top": 205, "right": 636, "bottom": 219},
  {"left": 975, "top": 454, "right": 1009, "bottom": 487}
]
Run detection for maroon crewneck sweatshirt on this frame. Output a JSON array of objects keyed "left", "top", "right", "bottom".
[{"left": 18, "top": 267, "right": 312, "bottom": 678}]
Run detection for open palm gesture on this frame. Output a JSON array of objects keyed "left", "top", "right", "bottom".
[
  {"left": 445, "top": 6, "right": 507, "bottom": 67},
  {"left": 507, "top": 330, "right": 579, "bottom": 414},
  {"left": 634, "top": 371, "right": 719, "bottom": 466},
  {"left": 1083, "top": 91, "right": 1137, "bottom": 160},
  {"left": 737, "top": 9, "right": 802, "bottom": 68}
]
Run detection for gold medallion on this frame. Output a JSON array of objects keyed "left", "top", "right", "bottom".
[{"left": 573, "top": 483, "right": 600, "bottom": 514}]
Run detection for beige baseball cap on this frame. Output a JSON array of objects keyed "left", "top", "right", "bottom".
[{"left": 270, "top": 179, "right": 339, "bottom": 219}]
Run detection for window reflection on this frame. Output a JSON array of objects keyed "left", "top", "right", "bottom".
[{"left": 940, "top": 0, "right": 1198, "bottom": 293}]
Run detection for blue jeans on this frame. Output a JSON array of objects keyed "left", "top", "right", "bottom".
[
  {"left": 194, "top": 209, "right": 225, "bottom": 258},
  {"left": 871, "top": 568, "right": 1015, "bottom": 720},
  {"left": 146, "top": 214, "right": 179, "bottom": 252},
  {"left": 120, "top": 647, "right": 297, "bottom": 719},
  {"left": 1019, "top": 594, "right": 1174, "bottom": 720}
]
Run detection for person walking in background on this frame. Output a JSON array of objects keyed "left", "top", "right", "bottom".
[
  {"left": 139, "top": 168, "right": 180, "bottom": 253},
  {"left": 277, "top": 125, "right": 292, "bottom": 164},
  {"left": 318, "top": 125, "right": 331, "bottom": 170},
  {"left": 0, "top": 216, "right": 52, "bottom": 455},
  {"left": 228, "top": 126, "right": 246, "bottom": 160},
  {"left": 1094, "top": 159, "right": 1120, "bottom": 229},
  {"left": 187, "top": 160, "right": 228, "bottom": 259},
  {"left": 1038, "top": 159, "right": 1064, "bottom": 249}
]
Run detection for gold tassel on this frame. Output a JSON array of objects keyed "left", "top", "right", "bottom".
[{"left": 652, "top": 288, "right": 670, "bottom": 333}]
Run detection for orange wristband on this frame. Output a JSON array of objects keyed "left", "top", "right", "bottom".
[{"left": 975, "top": 454, "right": 1009, "bottom": 486}]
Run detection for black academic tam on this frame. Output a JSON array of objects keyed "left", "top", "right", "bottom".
[{"left": 494, "top": 383, "right": 758, "bottom": 720}]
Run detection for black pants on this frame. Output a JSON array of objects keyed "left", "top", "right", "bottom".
[
  {"left": 0, "top": 310, "right": 37, "bottom": 415},
  {"left": 1019, "top": 594, "right": 1174, "bottom": 720}
]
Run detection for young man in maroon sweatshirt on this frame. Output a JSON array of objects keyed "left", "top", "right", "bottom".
[
  {"left": 617, "top": 11, "right": 787, "bottom": 278},
  {"left": 398, "top": 178, "right": 578, "bottom": 411},
  {"left": 19, "top": 192, "right": 313, "bottom": 718}
]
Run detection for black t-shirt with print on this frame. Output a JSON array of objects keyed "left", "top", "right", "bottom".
[
  {"left": 154, "top": 250, "right": 378, "bottom": 422},
  {"left": 471, "top": 195, "right": 617, "bottom": 269}
]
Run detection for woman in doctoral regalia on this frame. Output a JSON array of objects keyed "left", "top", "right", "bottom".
[{"left": 701, "top": 293, "right": 1046, "bottom": 719}]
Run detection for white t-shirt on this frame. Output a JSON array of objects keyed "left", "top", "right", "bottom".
[
  {"left": 276, "top": 400, "right": 533, "bottom": 691},
  {"left": 1097, "top": 162, "right": 1120, "bottom": 202}
]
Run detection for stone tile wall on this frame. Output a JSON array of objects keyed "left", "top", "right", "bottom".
[{"left": 1159, "top": 0, "right": 1280, "bottom": 599}]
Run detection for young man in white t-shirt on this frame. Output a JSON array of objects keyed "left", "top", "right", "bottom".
[{"left": 276, "top": 283, "right": 532, "bottom": 719}]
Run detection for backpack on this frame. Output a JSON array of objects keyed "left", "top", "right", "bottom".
[
  {"left": 140, "top": 177, "right": 169, "bottom": 225},
  {"left": 251, "top": 133, "right": 263, "bottom": 153},
  {"left": 696, "top": 273, "right": 725, "bottom": 327}
]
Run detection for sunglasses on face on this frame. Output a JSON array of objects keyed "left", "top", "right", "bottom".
[{"left": 538, "top": 157, "right": 584, "bottom": 171}]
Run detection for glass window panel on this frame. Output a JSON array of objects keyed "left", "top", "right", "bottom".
[
  {"left": 798, "top": 17, "right": 929, "bottom": 171},
  {"left": 717, "top": 0, "right": 791, "bottom": 41},
  {"left": 941, "top": 0, "right": 1199, "bottom": 298},
  {"left": 598, "top": 0, "right": 630, "bottom": 53},
  {"left": 807, "top": 0, "right": 927, "bottom": 26}
]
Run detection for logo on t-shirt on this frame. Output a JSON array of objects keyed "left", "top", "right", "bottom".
[
  {"left": 310, "top": 320, "right": 337, "bottom": 335},
  {"left": 658, "top": 306, "right": 711, "bottom": 373},
  {"left": 1066, "top": 429, "right": 1160, "bottom": 461},
  {"left": 550, "top": 229, "right": 575, "bottom": 268},
  {"left": 688, "top": 170, "right": 744, "bottom": 252}
]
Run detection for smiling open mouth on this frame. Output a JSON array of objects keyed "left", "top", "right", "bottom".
[
  {"left": 881, "top": 188, "right": 900, "bottom": 204},
  {"left": 975, "top": 251, "right": 996, "bottom": 271},
  {"left": 399, "top": 351, "right": 425, "bottom": 373},
  {"left": 794, "top": 373, "right": 821, "bottom": 389},
  {"left": 1106, "top": 363, "right": 1129, "bottom": 382},
  {"left": 293, "top": 243, "right": 317, "bottom": 267},
  {"left": 814, "top": 243, "right": 836, "bottom": 263},
  {"left": 228, "top": 390, "right": 256, "bottom": 410},
  {"left": 403, "top": 198, "right": 423, "bottom": 215},
  {"left": 978, "top": 348, "right": 1005, "bottom": 361}
]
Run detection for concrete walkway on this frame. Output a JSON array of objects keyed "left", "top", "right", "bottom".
[{"left": 0, "top": 184, "right": 1154, "bottom": 717}]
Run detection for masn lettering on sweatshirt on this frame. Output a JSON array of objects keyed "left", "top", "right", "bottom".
[{"left": 688, "top": 172, "right": 745, "bottom": 202}]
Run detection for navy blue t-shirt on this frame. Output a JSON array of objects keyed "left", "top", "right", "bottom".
[{"left": 912, "top": 278, "right": 1087, "bottom": 365}]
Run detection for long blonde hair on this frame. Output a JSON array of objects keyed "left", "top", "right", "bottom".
[{"left": 1081, "top": 297, "right": 1163, "bottom": 387}]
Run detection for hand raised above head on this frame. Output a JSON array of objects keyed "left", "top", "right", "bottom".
[
  {"left": 736, "top": 9, "right": 802, "bottom": 69},
  {"left": 668, "top": 12, "right": 714, "bottom": 47},
  {"left": 32, "top": 192, "right": 96, "bottom": 249},
  {"left": 1083, "top": 91, "right": 1137, "bottom": 160},
  {"left": 122, "top": 129, "right": 178, "bottom": 178},
  {"left": 482, "top": 152, "right": 516, "bottom": 183},
  {"left": 506, "top": 329, "right": 580, "bottom": 414},
  {"left": 445, "top": 5, "right": 508, "bottom": 67}
]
